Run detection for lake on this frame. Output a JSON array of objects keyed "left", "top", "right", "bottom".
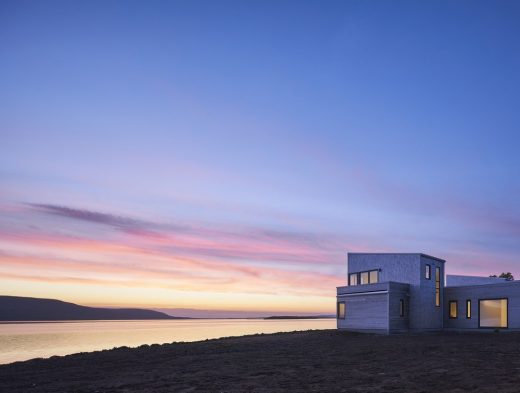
[{"left": 0, "top": 318, "right": 335, "bottom": 364}]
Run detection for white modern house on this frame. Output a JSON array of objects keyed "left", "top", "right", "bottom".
[{"left": 336, "top": 253, "right": 520, "bottom": 333}]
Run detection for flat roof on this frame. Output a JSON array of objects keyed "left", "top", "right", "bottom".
[
  {"left": 347, "top": 253, "right": 446, "bottom": 263},
  {"left": 445, "top": 280, "right": 520, "bottom": 290}
]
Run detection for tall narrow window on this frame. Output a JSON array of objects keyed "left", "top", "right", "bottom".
[
  {"left": 369, "top": 270, "right": 378, "bottom": 284},
  {"left": 337, "top": 302, "right": 346, "bottom": 319},
  {"left": 425, "top": 264, "right": 431, "bottom": 280},
  {"left": 360, "top": 271, "right": 369, "bottom": 285},
  {"left": 349, "top": 273, "right": 358, "bottom": 286},
  {"left": 466, "top": 300, "right": 471, "bottom": 319},
  {"left": 449, "top": 300, "right": 458, "bottom": 319},
  {"left": 435, "top": 267, "right": 441, "bottom": 307},
  {"left": 399, "top": 299, "right": 404, "bottom": 317}
]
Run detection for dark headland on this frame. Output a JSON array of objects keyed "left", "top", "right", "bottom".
[
  {"left": 0, "top": 296, "right": 183, "bottom": 321},
  {"left": 1, "top": 330, "right": 520, "bottom": 392}
]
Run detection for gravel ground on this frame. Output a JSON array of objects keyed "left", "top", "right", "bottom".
[{"left": 1, "top": 330, "right": 520, "bottom": 392}]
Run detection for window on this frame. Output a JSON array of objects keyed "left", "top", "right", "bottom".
[
  {"left": 425, "top": 264, "right": 431, "bottom": 280},
  {"left": 337, "top": 302, "right": 346, "bottom": 319},
  {"left": 399, "top": 299, "right": 404, "bottom": 317},
  {"left": 348, "top": 270, "right": 379, "bottom": 286},
  {"left": 466, "top": 300, "right": 471, "bottom": 319},
  {"left": 449, "top": 300, "right": 458, "bottom": 318},
  {"left": 479, "top": 299, "right": 507, "bottom": 328},
  {"left": 435, "top": 267, "right": 441, "bottom": 307}
]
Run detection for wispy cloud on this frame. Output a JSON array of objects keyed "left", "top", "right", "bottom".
[
  {"left": 28, "top": 203, "right": 173, "bottom": 237},
  {"left": 25, "top": 203, "right": 348, "bottom": 265},
  {"left": 0, "top": 202, "right": 348, "bottom": 308},
  {"left": 4, "top": 197, "right": 516, "bottom": 311}
]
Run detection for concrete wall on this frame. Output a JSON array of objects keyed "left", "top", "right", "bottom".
[
  {"left": 444, "top": 282, "right": 520, "bottom": 330},
  {"left": 347, "top": 253, "right": 445, "bottom": 330}
]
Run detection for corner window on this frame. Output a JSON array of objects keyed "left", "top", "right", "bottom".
[
  {"left": 449, "top": 300, "right": 458, "bottom": 319},
  {"left": 425, "top": 264, "right": 431, "bottom": 280},
  {"left": 399, "top": 299, "right": 404, "bottom": 317},
  {"left": 349, "top": 273, "right": 358, "bottom": 286},
  {"left": 466, "top": 300, "right": 471, "bottom": 319},
  {"left": 337, "top": 302, "right": 346, "bottom": 319}
]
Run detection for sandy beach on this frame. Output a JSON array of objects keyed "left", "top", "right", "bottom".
[{"left": 1, "top": 330, "right": 520, "bottom": 392}]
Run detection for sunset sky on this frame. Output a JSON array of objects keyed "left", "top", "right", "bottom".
[{"left": 1, "top": 1, "right": 519, "bottom": 316}]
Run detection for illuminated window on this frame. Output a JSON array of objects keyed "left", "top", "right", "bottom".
[
  {"left": 399, "top": 299, "right": 404, "bottom": 317},
  {"left": 349, "top": 273, "right": 358, "bottom": 286},
  {"left": 425, "top": 264, "right": 431, "bottom": 280},
  {"left": 435, "top": 267, "right": 441, "bottom": 307},
  {"left": 369, "top": 270, "right": 378, "bottom": 283},
  {"left": 449, "top": 300, "right": 458, "bottom": 319},
  {"left": 479, "top": 299, "right": 507, "bottom": 328},
  {"left": 466, "top": 300, "right": 471, "bottom": 319},
  {"left": 337, "top": 302, "right": 346, "bottom": 319},
  {"left": 360, "top": 272, "right": 369, "bottom": 285}
]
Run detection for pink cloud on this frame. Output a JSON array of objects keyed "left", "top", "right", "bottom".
[{"left": 0, "top": 226, "right": 344, "bottom": 298}]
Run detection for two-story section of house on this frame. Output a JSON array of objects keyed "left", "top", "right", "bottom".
[
  {"left": 336, "top": 253, "right": 444, "bottom": 333},
  {"left": 336, "top": 253, "right": 520, "bottom": 333}
]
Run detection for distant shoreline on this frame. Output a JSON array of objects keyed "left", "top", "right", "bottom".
[{"left": 0, "top": 316, "right": 334, "bottom": 324}]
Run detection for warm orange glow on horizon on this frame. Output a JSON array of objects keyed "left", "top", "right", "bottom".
[
  {"left": 0, "top": 277, "right": 335, "bottom": 313},
  {"left": 0, "top": 206, "right": 346, "bottom": 314}
]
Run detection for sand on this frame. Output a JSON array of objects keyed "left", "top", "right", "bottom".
[{"left": 1, "top": 330, "right": 520, "bottom": 392}]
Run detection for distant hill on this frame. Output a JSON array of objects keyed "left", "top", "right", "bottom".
[{"left": 0, "top": 296, "right": 184, "bottom": 321}]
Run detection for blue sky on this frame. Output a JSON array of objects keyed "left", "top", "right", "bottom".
[{"left": 1, "top": 0, "right": 519, "bottom": 313}]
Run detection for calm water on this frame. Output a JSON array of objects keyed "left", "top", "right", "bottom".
[{"left": 0, "top": 319, "right": 335, "bottom": 364}]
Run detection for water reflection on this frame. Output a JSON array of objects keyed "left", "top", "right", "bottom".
[{"left": 0, "top": 319, "right": 335, "bottom": 364}]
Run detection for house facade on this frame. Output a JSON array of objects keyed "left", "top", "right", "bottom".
[{"left": 336, "top": 253, "right": 520, "bottom": 333}]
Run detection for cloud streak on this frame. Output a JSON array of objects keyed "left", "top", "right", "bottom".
[
  {"left": 25, "top": 203, "right": 348, "bottom": 265},
  {"left": 5, "top": 197, "right": 516, "bottom": 312},
  {"left": 0, "top": 202, "right": 348, "bottom": 307}
]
